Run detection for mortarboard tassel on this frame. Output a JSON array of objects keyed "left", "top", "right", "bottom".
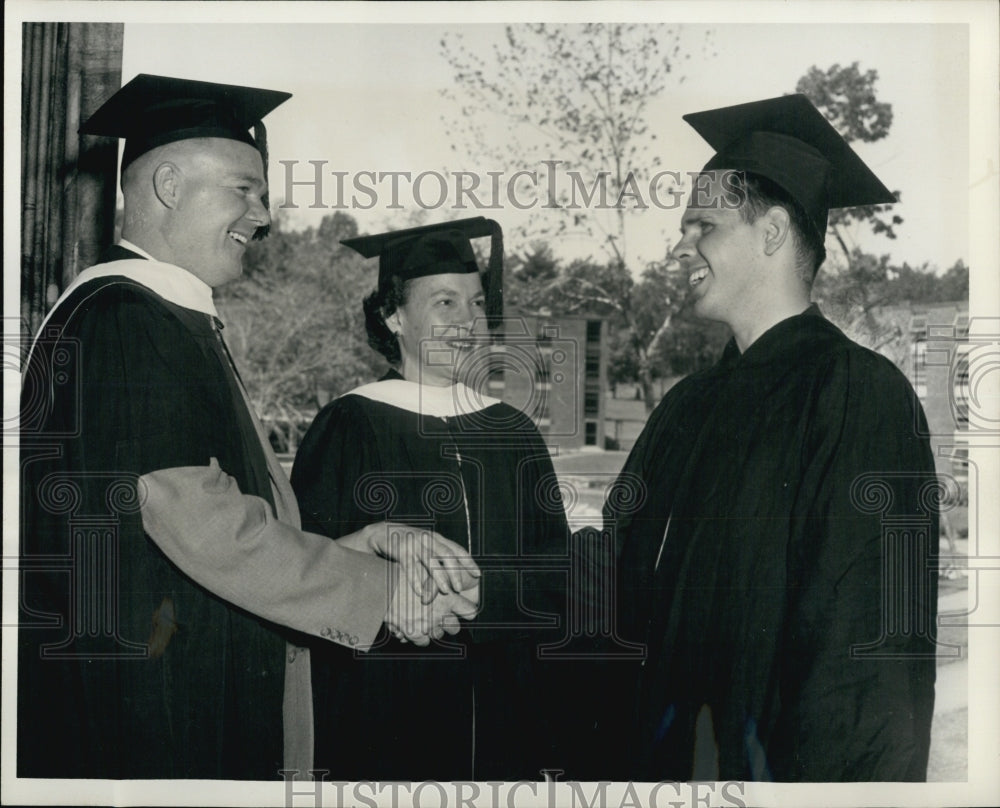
[{"left": 484, "top": 219, "right": 504, "bottom": 332}]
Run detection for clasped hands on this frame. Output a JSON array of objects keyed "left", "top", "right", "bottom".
[{"left": 342, "top": 522, "right": 480, "bottom": 646}]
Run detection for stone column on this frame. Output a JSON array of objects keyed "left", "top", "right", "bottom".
[{"left": 20, "top": 22, "right": 123, "bottom": 341}]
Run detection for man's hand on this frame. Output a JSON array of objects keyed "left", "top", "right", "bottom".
[
  {"left": 339, "top": 522, "right": 480, "bottom": 603},
  {"left": 386, "top": 579, "right": 479, "bottom": 646}
]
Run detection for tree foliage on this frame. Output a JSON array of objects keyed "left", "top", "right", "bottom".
[
  {"left": 504, "top": 241, "right": 561, "bottom": 313},
  {"left": 795, "top": 62, "right": 904, "bottom": 257},
  {"left": 796, "top": 61, "right": 967, "bottom": 370},
  {"left": 215, "top": 211, "right": 385, "bottom": 451},
  {"left": 505, "top": 247, "right": 729, "bottom": 410},
  {"left": 796, "top": 62, "right": 893, "bottom": 143},
  {"left": 813, "top": 251, "right": 969, "bottom": 367}
]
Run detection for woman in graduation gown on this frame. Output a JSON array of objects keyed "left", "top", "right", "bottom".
[{"left": 290, "top": 218, "right": 572, "bottom": 781}]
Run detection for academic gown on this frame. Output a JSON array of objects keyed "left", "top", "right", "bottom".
[
  {"left": 18, "top": 246, "right": 391, "bottom": 780},
  {"left": 290, "top": 370, "right": 571, "bottom": 781},
  {"left": 606, "top": 305, "right": 938, "bottom": 782}
]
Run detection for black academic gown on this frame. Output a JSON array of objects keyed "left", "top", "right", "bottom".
[
  {"left": 290, "top": 370, "right": 571, "bottom": 781},
  {"left": 607, "top": 305, "right": 938, "bottom": 782},
  {"left": 18, "top": 247, "right": 286, "bottom": 779}
]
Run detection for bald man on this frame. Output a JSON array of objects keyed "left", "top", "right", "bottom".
[{"left": 18, "top": 77, "right": 477, "bottom": 781}]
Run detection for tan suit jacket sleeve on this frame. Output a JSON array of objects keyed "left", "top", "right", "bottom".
[{"left": 139, "top": 458, "right": 393, "bottom": 651}]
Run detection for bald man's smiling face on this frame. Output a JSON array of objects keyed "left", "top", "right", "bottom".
[{"left": 158, "top": 138, "right": 270, "bottom": 287}]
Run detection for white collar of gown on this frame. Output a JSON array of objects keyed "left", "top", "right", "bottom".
[
  {"left": 45, "top": 238, "right": 218, "bottom": 320},
  {"left": 346, "top": 378, "right": 501, "bottom": 418},
  {"left": 27, "top": 241, "right": 218, "bottom": 369}
]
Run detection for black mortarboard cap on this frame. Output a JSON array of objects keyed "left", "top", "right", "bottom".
[
  {"left": 683, "top": 94, "right": 896, "bottom": 237},
  {"left": 342, "top": 217, "right": 504, "bottom": 328},
  {"left": 80, "top": 73, "right": 291, "bottom": 171},
  {"left": 80, "top": 74, "right": 290, "bottom": 239}
]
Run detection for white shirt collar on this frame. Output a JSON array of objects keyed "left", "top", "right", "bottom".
[{"left": 117, "top": 238, "right": 158, "bottom": 263}]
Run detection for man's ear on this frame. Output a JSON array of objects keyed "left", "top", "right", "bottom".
[
  {"left": 152, "top": 162, "right": 183, "bottom": 210},
  {"left": 762, "top": 205, "right": 791, "bottom": 256}
]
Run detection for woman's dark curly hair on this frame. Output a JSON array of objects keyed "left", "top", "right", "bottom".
[{"left": 363, "top": 274, "right": 409, "bottom": 364}]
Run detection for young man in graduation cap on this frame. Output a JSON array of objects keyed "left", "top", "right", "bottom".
[
  {"left": 18, "top": 75, "right": 479, "bottom": 781},
  {"left": 603, "top": 94, "right": 938, "bottom": 781},
  {"left": 289, "top": 218, "right": 577, "bottom": 780}
]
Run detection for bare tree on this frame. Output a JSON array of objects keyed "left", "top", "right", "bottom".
[
  {"left": 442, "top": 23, "right": 717, "bottom": 410},
  {"left": 441, "top": 23, "right": 714, "bottom": 271}
]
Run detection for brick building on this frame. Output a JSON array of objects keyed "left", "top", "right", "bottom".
[
  {"left": 876, "top": 300, "right": 970, "bottom": 484},
  {"left": 484, "top": 311, "right": 607, "bottom": 452}
]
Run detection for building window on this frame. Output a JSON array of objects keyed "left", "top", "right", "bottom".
[
  {"left": 953, "top": 344, "right": 970, "bottom": 429},
  {"left": 950, "top": 444, "right": 968, "bottom": 483},
  {"left": 585, "top": 421, "right": 597, "bottom": 445},
  {"left": 912, "top": 339, "right": 927, "bottom": 399},
  {"left": 585, "top": 355, "right": 600, "bottom": 377},
  {"left": 584, "top": 388, "right": 600, "bottom": 416},
  {"left": 586, "top": 320, "right": 602, "bottom": 343}
]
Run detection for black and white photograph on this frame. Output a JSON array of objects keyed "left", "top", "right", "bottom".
[{"left": 3, "top": 2, "right": 998, "bottom": 807}]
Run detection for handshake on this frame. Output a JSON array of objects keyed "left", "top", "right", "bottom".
[{"left": 342, "top": 523, "right": 481, "bottom": 646}]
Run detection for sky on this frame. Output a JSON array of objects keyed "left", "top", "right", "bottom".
[{"left": 112, "top": 16, "right": 975, "bottom": 275}]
